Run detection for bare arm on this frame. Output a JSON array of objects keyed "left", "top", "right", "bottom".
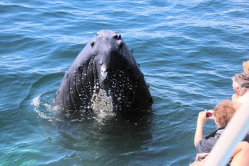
[
  {"left": 230, "top": 142, "right": 249, "bottom": 166},
  {"left": 194, "top": 111, "right": 207, "bottom": 146},
  {"left": 192, "top": 142, "right": 249, "bottom": 166}
]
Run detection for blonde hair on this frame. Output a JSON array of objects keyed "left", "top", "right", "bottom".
[{"left": 243, "top": 60, "right": 249, "bottom": 76}]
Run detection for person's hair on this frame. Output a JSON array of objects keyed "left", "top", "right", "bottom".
[
  {"left": 214, "top": 99, "right": 235, "bottom": 128},
  {"left": 243, "top": 60, "right": 249, "bottom": 75},
  {"left": 231, "top": 73, "right": 249, "bottom": 94}
]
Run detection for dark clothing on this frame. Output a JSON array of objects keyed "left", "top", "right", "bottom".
[
  {"left": 195, "top": 127, "right": 224, "bottom": 153},
  {"left": 243, "top": 131, "right": 249, "bottom": 142}
]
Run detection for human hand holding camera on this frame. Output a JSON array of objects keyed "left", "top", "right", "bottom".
[
  {"left": 206, "top": 110, "right": 214, "bottom": 120},
  {"left": 197, "top": 110, "right": 207, "bottom": 125},
  {"left": 194, "top": 110, "right": 213, "bottom": 146},
  {"left": 197, "top": 110, "right": 214, "bottom": 125}
]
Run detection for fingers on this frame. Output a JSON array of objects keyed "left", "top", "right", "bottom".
[
  {"left": 197, "top": 110, "right": 207, "bottom": 125},
  {"left": 206, "top": 110, "right": 214, "bottom": 120},
  {"left": 195, "top": 153, "right": 204, "bottom": 161},
  {"left": 199, "top": 110, "right": 214, "bottom": 119},
  {"left": 198, "top": 110, "right": 207, "bottom": 118},
  {"left": 198, "top": 110, "right": 206, "bottom": 115},
  {"left": 208, "top": 110, "right": 214, "bottom": 113},
  {"left": 195, "top": 153, "right": 209, "bottom": 161}
]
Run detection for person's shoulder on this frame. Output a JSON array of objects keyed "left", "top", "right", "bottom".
[
  {"left": 232, "top": 94, "right": 239, "bottom": 102},
  {"left": 237, "top": 92, "right": 249, "bottom": 103},
  {"left": 195, "top": 137, "right": 217, "bottom": 153},
  {"left": 244, "top": 92, "right": 249, "bottom": 98},
  {"left": 215, "top": 128, "right": 224, "bottom": 138}
]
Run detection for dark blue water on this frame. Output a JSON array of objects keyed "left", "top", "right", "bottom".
[{"left": 1, "top": 0, "right": 248, "bottom": 165}]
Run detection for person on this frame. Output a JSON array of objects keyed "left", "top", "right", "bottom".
[
  {"left": 231, "top": 72, "right": 249, "bottom": 110},
  {"left": 194, "top": 100, "right": 236, "bottom": 153},
  {"left": 231, "top": 60, "right": 249, "bottom": 110},
  {"left": 189, "top": 141, "right": 249, "bottom": 166},
  {"left": 231, "top": 66, "right": 249, "bottom": 142}
]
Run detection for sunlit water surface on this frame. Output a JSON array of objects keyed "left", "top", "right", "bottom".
[{"left": 0, "top": 0, "right": 248, "bottom": 165}]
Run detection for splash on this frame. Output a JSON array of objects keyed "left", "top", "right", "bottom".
[
  {"left": 31, "top": 93, "right": 62, "bottom": 121},
  {"left": 91, "top": 88, "right": 115, "bottom": 120},
  {"left": 32, "top": 87, "right": 115, "bottom": 122}
]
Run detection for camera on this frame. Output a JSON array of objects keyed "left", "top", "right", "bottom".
[{"left": 206, "top": 112, "right": 212, "bottom": 118}]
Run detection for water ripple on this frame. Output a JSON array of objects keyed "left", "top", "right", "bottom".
[{"left": 0, "top": 0, "right": 248, "bottom": 165}]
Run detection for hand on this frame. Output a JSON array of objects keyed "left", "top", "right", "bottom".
[
  {"left": 194, "top": 111, "right": 207, "bottom": 146},
  {"left": 195, "top": 153, "right": 209, "bottom": 161},
  {"left": 197, "top": 110, "right": 207, "bottom": 125},
  {"left": 207, "top": 110, "right": 215, "bottom": 120}
]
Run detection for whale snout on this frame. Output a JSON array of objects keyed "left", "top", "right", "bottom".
[{"left": 90, "top": 30, "right": 124, "bottom": 52}]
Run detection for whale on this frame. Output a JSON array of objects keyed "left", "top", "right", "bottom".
[{"left": 54, "top": 30, "right": 153, "bottom": 120}]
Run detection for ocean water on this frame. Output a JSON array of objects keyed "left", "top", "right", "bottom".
[{"left": 0, "top": 0, "right": 248, "bottom": 165}]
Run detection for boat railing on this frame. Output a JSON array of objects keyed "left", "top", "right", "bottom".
[{"left": 204, "top": 101, "right": 249, "bottom": 166}]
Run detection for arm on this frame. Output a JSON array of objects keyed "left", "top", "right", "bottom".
[
  {"left": 192, "top": 142, "right": 249, "bottom": 166},
  {"left": 230, "top": 142, "right": 249, "bottom": 166},
  {"left": 194, "top": 111, "right": 207, "bottom": 146}
]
